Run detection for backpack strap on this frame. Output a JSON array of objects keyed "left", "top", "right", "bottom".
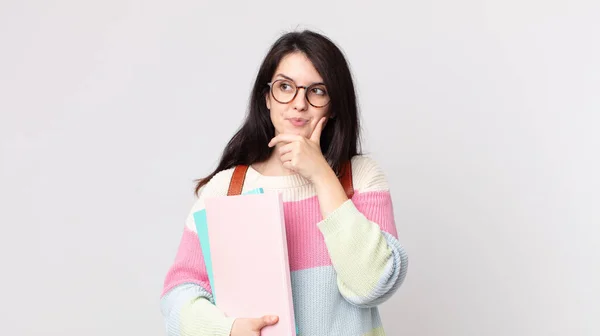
[
  {"left": 227, "top": 164, "right": 249, "bottom": 196},
  {"left": 339, "top": 160, "right": 354, "bottom": 199},
  {"left": 228, "top": 161, "right": 354, "bottom": 198}
]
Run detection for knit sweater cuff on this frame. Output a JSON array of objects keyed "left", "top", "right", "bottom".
[
  {"left": 317, "top": 199, "right": 366, "bottom": 238},
  {"left": 207, "top": 316, "right": 235, "bottom": 336},
  {"left": 316, "top": 198, "right": 395, "bottom": 301},
  {"left": 180, "top": 297, "right": 236, "bottom": 336}
]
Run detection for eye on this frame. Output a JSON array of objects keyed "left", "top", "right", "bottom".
[
  {"left": 277, "top": 81, "right": 295, "bottom": 92},
  {"left": 311, "top": 87, "right": 327, "bottom": 96}
]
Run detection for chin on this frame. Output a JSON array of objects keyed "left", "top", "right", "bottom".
[
  {"left": 277, "top": 125, "right": 306, "bottom": 136},
  {"left": 289, "top": 129, "right": 310, "bottom": 137}
]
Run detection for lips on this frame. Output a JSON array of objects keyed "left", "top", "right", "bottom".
[{"left": 287, "top": 118, "right": 308, "bottom": 127}]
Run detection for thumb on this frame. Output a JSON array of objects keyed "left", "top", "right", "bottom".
[
  {"left": 254, "top": 315, "right": 279, "bottom": 329},
  {"left": 310, "top": 117, "right": 327, "bottom": 143}
]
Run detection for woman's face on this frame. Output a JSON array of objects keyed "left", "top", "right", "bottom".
[{"left": 266, "top": 52, "right": 331, "bottom": 139}]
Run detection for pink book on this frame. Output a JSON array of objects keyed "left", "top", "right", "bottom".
[{"left": 204, "top": 190, "right": 297, "bottom": 336}]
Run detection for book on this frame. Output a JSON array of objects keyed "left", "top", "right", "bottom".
[
  {"left": 194, "top": 189, "right": 297, "bottom": 335},
  {"left": 193, "top": 188, "right": 264, "bottom": 303}
]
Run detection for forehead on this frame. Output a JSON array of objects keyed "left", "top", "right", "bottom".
[{"left": 273, "top": 52, "right": 324, "bottom": 84}]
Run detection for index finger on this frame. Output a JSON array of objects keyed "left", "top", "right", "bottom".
[
  {"left": 309, "top": 117, "right": 327, "bottom": 143},
  {"left": 268, "top": 133, "right": 303, "bottom": 147}
]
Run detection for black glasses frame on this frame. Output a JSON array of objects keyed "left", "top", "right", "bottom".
[{"left": 267, "top": 79, "right": 330, "bottom": 108}]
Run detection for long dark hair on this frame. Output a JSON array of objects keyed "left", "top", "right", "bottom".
[{"left": 195, "top": 30, "right": 362, "bottom": 195}]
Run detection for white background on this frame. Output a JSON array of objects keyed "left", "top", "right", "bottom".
[{"left": 1, "top": 0, "right": 598, "bottom": 335}]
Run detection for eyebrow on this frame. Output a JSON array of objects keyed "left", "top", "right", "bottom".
[{"left": 274, "top": 73, "right": 325, "bottom": 86}]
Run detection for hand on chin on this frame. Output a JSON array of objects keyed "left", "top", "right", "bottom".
[{"left": 269, "top": 117, "right": 329, "bottom": 181}]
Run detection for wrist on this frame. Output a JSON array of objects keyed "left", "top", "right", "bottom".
[
  {"left": 312, "top": 165, "right": 347, "bottom": 198},
  {"left": 312, "top": 163, "right": 350, "bottom": 217},
  {"left": 311, "top": 162, "right": 336, "bottom": 186}
]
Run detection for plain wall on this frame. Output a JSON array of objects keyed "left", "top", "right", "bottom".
[{"left": 1, "top": 0, "right": 598, "bottom": 335}]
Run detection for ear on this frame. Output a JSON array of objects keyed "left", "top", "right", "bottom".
[
  {"left": 326, "top": 106, "right": 334, "bottom": 119},
  {"left": 265, "top": 92, "right": 271, "bottom": 110}
]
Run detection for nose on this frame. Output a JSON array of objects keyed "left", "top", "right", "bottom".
[{"left": 292, "top": 87, "right": 309, "bottom": 111}]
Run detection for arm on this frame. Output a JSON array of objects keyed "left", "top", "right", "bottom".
[
  {"left": 160, "top": 186, "right": 235, "bottom": 336},
  {"left": 314, "top": 158, "right": 409, "bottom": 308}
]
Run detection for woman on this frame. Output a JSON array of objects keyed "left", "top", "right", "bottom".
[{"left": 160, "top": 30, "right": 408, "bottom": 336}]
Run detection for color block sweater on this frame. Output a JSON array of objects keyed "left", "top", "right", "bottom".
[{"left": 160, "top": 155, "right": 408, "bottom": 336}]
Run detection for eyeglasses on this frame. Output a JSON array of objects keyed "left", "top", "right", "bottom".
[{"left": 267, "top": 79, "right": 330, "bottom": 108}]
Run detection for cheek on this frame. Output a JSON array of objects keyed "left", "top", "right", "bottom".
[
  {"left": 269, "top": 108, "right": 287, "bottom": 135},
  {"left": 315, "top": 109, "right": 329, "bottom": 122},
  {"left": 269, "top": 106, "right": 283, "bottom": 118},
  {"left": 269, "top": 106, "right": 285, "bottom": 127}
]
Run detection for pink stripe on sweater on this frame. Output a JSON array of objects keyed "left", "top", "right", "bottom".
[
  {"left": 161, "top": 191, "right": 397, "bottom": 292},
  {"left": 354, "top": 190, "right": 398, "bottom": 238},
  {"left": 161, "top": 226, "right": 212, "bottom": 296},
  {"left": 285, "top": 190, "right": 396, "bottom": 272}
]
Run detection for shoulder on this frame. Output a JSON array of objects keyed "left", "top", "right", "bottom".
[
  {"left": 184, "top": 167, "right": 237, "bottom": 230},
  {"left": 349, "top": 154, "right": 390, "bottom": 193},
  {"left": 195, "top": 167, "right": 237, "bottom": 202}
]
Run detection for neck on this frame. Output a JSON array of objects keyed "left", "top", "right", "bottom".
[{"left": 253, "top": 146, "right": 297, "bottom": 176}]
